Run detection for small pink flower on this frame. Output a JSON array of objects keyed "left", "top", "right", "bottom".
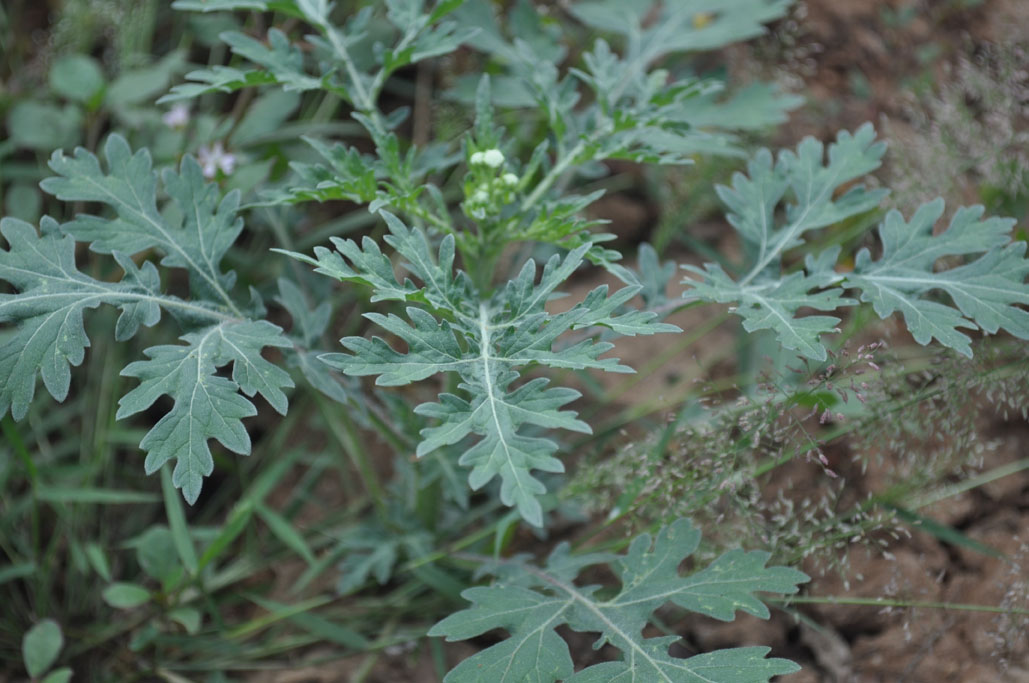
[
  {"left": 197, "top": 142, "right": 237, "bottom": 178},
  {"left": 162, "top": 104, "right": 190, "bottom": 129}
]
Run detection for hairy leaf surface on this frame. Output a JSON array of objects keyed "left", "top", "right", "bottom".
[
  {"left": 843, "top": 199, "right": 1028, "bottom": 356},
  {"left": 683, "top": 124, "right": 1028, "bottom": 359},
  {"left": 283, "top": 212, "right": 678, "bottom": 525},
  {"left": 430, "top": 518, "right": 808, "bottom": 682},
  {"left": 1, "top": 135, "right": 295, "bottom": 503},
  {"left": 117, "top": 321, "right": 292, "bottom": 504}
]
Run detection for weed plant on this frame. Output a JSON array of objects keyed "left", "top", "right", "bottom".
[{"left": 1, "top": 1, "right": 1028, "bottom": 681}]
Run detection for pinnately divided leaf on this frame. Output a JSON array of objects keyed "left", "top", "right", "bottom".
[
  {"left": 42, "top": 135, "right": 244, "bottom": 306},
  {"left": 681, "top": 124, "right": 887, "bottom": 361},
  {"left": 842, "top": 199, "right": 1029, "bottom": 357},
  {"left": 430, "top": 518, "right": 809, "bottom": 682},
  {"left": 1, "top": 135, "right": 296, "bottom": 503},
  {"left": 0, "top": 218, "right": 165, "bottom": 419},
  {"left": 117, "top": 322, "right": 293, "bottom": 504},
  {"left": 683, "top": 123, "right": 1029, "bottom": 360},
  {"left": 283, "top": 212, "right": 678, "bottom": 526}
]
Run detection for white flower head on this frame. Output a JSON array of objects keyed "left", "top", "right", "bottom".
[
  {"left": 162, "top": 104, "right": 190, "bottom": 129},
  {"left": 482, "top": 148, "right": 505, "bottom": 168},
  {"left": 470, "top": 148, "right": 504, "bottom": 168},
  {"left": 501, "top": 172, "right": 518, "bottom": 186},
  {"left": 197, "top": 142, "right": 237, "bottom": 179}
]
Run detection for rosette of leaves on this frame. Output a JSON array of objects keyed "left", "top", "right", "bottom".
[
  {"left": 682, "top": 124, "right": 1029, "bottom": 360},
  {"left": 431, "top": 518, "right": 809, "bottom": 682}
]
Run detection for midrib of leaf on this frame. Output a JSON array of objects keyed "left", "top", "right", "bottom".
[
  {"left": 2, "top": 235, "right": 237, "bottom": 323},
  {"left": 7, "top": 291, "right": 237, "bottom": 322},
  {"left": 742, "top": 290, "right": 821, "bottom": 353},
  {"left": 477, "top": 303, "right": 535, "bottom": 510},
  {"left": 502, "top": 603, "right": 571, "bottom": 682},
  {"left": 519, "top": 562, "right": 679, "bottom": 683},
  {"left": 738, "top": 154, "right": 846, "bottom": 287},
  {"left": 855, "top": 272, "right": 1029, "bottom": 300},
  {"left": 613, "top": 574, "right": 770, "bottom": 609},
  {"left": 78, "top": 173, "right": 242, "bottom": 316},
  {"left": 185, "top": 326, "right": 218, "bottom": 490}
]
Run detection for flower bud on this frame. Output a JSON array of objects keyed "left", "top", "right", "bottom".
[{"left": 482, "top": 149, "right": 505, "bottom": 168}]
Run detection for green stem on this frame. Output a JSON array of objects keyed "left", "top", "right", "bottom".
[
  {"left": 773, "top": 595, "right": 1029, "bottom": 616},
  {"left": 319, "top": 21, "right": 384, "bottom": 135},
  {"left": 521, "top": 139, "right": 587, "bottom": 211}
]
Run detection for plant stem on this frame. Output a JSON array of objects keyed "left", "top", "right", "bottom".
[{"left": 773, "top": 595, "right": 1029, "bottom": 616}]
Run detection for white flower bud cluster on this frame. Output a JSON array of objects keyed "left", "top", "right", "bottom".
[
  {"left": 464, "top": 148, "right": 521, "bottom": 221},
  {"left": 470, "top": 148, "right": 505, "bottom": 168}
]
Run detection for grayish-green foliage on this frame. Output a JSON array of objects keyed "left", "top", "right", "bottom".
[
  {"left": 14, "top": 1, "right": 1019, "bottom": 679},
  {"left": 843, "top": 199, "right": 1028, "bottom": 356},
  {"left": 682, "top": 124, "right": 1029, "bottom": 360},
  {"left": 163, "top": 0, "right": 473, "bottom": 110},
  {"left": 430, "top": 518, "right": 808, "bottom": 682},
  {"left": 279, "top": 212, "right": 679, "bottom": 526},
  {"left": 0, "top": 135, "right": 293, "bottom": 503}
]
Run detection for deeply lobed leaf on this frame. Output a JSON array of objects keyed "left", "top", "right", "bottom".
[
  {"left": 1, "top": 135, "right": 296, "bottom": 503},
  {"left": 0, "top": 218, "right": 165, "bottom": 419},
  {"left": 843, "top": 199, "right": 1028, "bottom": 356},
  {"left": 681, "top": 124, "right": 1029, "bottom": 360},
  {"left": 430, "top": 518, "right": 808, "bottom": 682},
  {"left": 117, "top": 322, "right": 293, "bottom": 504},
  {"left": 287, "top": 212, "right": 677, "bottom": 525}
]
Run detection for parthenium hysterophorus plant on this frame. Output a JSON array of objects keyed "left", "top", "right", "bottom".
[{"left": 2, "top": 0, "right": 1026, "bottom": 679}]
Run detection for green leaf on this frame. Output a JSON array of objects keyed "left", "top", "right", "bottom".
[
  {"left": 162, "top": 465, "right": 199, "bottom": 574},
  {"left": 135, "top": 526, "right": 182, "bottom": 584},
  {"left": 43, "top": 135, "right": 244, "bottom": 301},
  {"left": 570, "top": 0, "right": 791, "bottom": 57},
  {"left": 116, "top": 321, "right": 292, "bottom": 504},
  {"left": 6, "top": 102, "right": 81, "bottom": 151},
  {"left": 4, "top": 184, "right": 42, "bottom": 224},
  {"left": 670, "top": 82, "right": 803, "bottom": 132},
  {"left": 0, "top": 218, "right": 164, "bottom": 420},
  {"left": 167, "top": 607, "right": 203, "bottom": 634},
  {"left": 106, "top": 51, "right": 189, "bottom": 108},
  {"left": 256, "top": 503, "right": 316, "bottom": 565},
  {"left": 337, "top": 537, "right": 401, "bottom": 595},
  {"left": 289, "top": 212, "right": 675, "bottom": 525},
  {"left": 160, "top": 29, "right": 327, "bottom": 102},
  {"left": 41, "top": 668, "right": 73, "bottom": 683},
  {"left": 683, "top": 265, "right": 851, "bottom": 361},
  {"left": 102, "top": 582, "right": 151, "bottom": 609},
  {"left": 682, "top": 125, "right": 888, "bottom": 359},
  {"left": 12, "top": 133, "right": 294, "bottom": 503},
  {"left": 35, "top": 487, "right": 159, "bottom": 504},
  {"left": 22, "top": 619, "right": 63, "bottom": 677},
  {"left": 0, "top": 562, "right": 36, "bottom": 586},
  {"left": 84, "top": 543, "right": 112, "bottom": 581},
  {"left": 50, "top": 54, "right": 105, "bottom": 104},
  {"left": 843, "top": 199, "right": 1028, "bottom": 357},
  {"left": 430, "top": 519, "right": 808, "bottom": 682}
]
